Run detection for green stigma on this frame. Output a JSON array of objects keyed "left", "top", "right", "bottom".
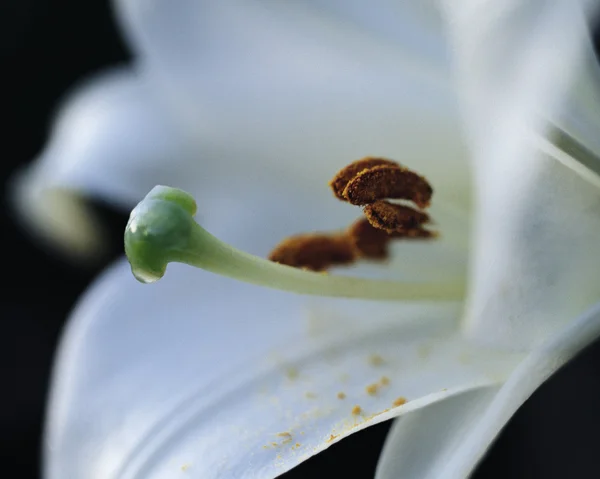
[
  {"left": 124, "top": 186, "right": 465, "bottom": 301},
  {"left": 124, "top": 186, "right": 198, "bottom": 283}
]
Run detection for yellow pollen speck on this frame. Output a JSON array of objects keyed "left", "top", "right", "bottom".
[
  {"left": 393, "top": 397, "right": 407, "bottom": 407},
  {"left": 337, "top": 392, "right": 346, "bottom": 400},
  {"left": 277, "top": 432, "right": 292, "bottom": 438},
  {"left": 305, "top": 392, "right": 317, "bottom": 399},
  {"left": 327, "top": 434, "right": 338, "bottom": 443},
  {"left": 352, "top": 405, "right": 362, "bottom": 415},
  {"left": 380, "top": 376, "right": 390, "bottom": 385},
  {"left": 181, "top": 464, "right": 191, "bottom": 472},
  {"left": 418, "top": 344, "right": 432, "bottom": 359},
  {"left": 285, "top": 367, "right": 299, "bottom": 380},
  {"left": 366, "top": 383, "right": 379, "bottom": 395},
  {"left": 368, "top": 354, "right": 384, "bottom": 366}
]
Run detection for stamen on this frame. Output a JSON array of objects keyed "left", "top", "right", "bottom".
[
  {"left": 363, "top": 200, "right": 430, "bottom": 233},
  {"left": 268, "top": 233, "right": 356, "bottom": 271},
  {"left": 343, "top": 165, "right": 433, "bottom": 208},
  {"left": 330, "top": 157, "right": 399, "bottom": 200},
  {"left": 124, "top": 186, "right": 465, "bottom": 301}
]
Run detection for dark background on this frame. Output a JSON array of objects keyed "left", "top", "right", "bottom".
[{"left": 2, "top": 1, "right": 600, "bottom": 477}]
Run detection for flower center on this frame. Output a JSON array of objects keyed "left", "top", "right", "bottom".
[
  {"left": 124, "top": 158, "right": 465, "bottom": 302},
  {"left": 268, "top": 157, "right": 436, "bottom": 271}
]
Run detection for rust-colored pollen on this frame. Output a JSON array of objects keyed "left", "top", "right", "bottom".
[
  {"left": 346, "top": 218, "right": 392, "bottom": 259},
  {"left": 268, "top": 156, "right": 436, "bottom": 271},
  {"left": 363, "top": 200, "right": 430, "bottom": 233},
  {"left": 343, "top": 165, "right": 433, "bottom": 208},
  {"left": 330, "top": 157, "right": 399, "bottom": 201},
  {"left": 268, "top": 233, "right": 356, "bottom": 271},
  {"left": 396, "top": 227, "right": 438, "bottom": 240}
]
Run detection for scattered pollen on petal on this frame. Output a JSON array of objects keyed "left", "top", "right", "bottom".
[
  {"left": 365, "top": 383, "right": 380, "bottom": 396},
  {"left": 351, "top": 405, "right": 362, "bottom": 415},
  {"left": 418, "top": 344, "right": 432, "bottom": 359},
  {"left": 276, "top": 432, "right": 293, "bottom": 445},
  {"left": 367, "top": 353, "right": 385, "bottom": 366},
  {"left": 305, "top": 392, "right": 317, "bottom": 399},
  {"left": 363, "top": 200, "right": 430, "bottom": 233},
  {"left": 285, "top": 367, "right": 299, "bottom": 380},
  {"left": 330, "top": 157, "right": 399, "bottom": 200},
  {"left": 268, "top": 233, "right": 356, "bottom": 271},
  {"left": 380, "top": 376, "right": 390, "bottom": 386},
  {"left": 393, "top": 397, "right": 408, "bottom": 407},
  {"left": 181, "top": 464, "right": 191, "bottom": 472},
  {"left": 343, "top": 164, "right": 433, "bottom": 208},
  {"left": 337, "top": 392, "right": 346, "bottom": 400}
]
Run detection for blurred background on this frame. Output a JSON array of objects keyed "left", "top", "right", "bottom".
[{"left": 2, "top": 1, "right": 600, "bottom": 478}]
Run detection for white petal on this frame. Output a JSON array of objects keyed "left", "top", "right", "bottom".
[
  {"left": 15, "top": 2, "right": 473, "bottom": 259},
  {"left": 442, "top": 1, "right": 600, "bottom": 349},
  {"left": 375, "top": 386, "right": 500, "bottom": 479},
  {"left": 380, "top": 300, "right": 600, "bottom": 479},
  {"left": 10, "top": 67, "right": 194, "bottom": 260},
  {"left": 45, "top": 255, "right": 520, "bottom": 479},
  {"left": 551, "top": 26, "right": 600, "bottom": 159},
  {"left": 11, "top": 61, "right": 470, "bottom": 262},
  {"left": 115, "top": 0, "right": 470, "bottom": 205}
]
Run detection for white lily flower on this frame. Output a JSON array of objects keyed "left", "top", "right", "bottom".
[{"left": 14, "top": 1, "right": 600, "bottom": 478}]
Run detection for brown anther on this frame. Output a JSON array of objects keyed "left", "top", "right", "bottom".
[
  {"left": 346, "top": 218, "right": 392, "bottom": 259},
  {"left": 329, "top": 157, "right": 399, "bottom": 201},
  {"left": 363, "top": 200, "right": 429, "bottom": 233},
  {"left": 394, "top": 228, "right": 438, "bottom": 240},
  {"left": 268, "top": 233, "right": 356, "bottom": 271},
  {"left": 343, "top": 165, "right": 433, "bottom": 208}
]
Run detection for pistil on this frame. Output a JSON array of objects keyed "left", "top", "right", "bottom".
[{"left": 124, "top": 186, "right": 464, "bottom": 301}]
